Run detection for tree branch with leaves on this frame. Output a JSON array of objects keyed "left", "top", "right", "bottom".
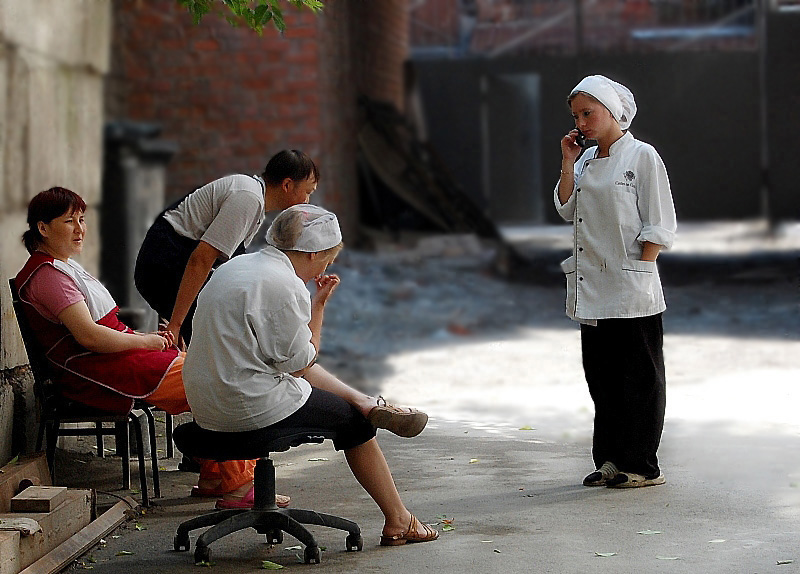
[{"left": 179, "top": 0, "right": 324, "bottom": 34}]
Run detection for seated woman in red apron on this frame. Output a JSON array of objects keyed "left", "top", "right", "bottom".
[{"left": 15, "top": 187, "right": 285, "bottom": 508}]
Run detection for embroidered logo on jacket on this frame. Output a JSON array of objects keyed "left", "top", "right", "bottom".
[{"left": 615, "top": 169, "right": 636, "bottom": 189}]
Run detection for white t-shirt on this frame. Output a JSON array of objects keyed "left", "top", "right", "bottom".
[
  {"left": 163, "top": 174, "right": 266, "bottom": 259},
  {"left": 182, "top": 247, "right": 316, "bottom": 432},
  {"left": 554, "top": 131, "right": 677, "bottom": 322}
]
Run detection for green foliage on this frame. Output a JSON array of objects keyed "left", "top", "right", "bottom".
[{"left": 178, "top": 0, "right": 324, "bottom": 34}]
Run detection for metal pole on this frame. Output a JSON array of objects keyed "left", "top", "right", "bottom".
[{"left": 757, "top": 0, "right": 772, "bottom": 228}]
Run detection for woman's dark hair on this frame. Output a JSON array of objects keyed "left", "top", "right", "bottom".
[
  {"left": 22, "top": 187, "right": 86, "bottom": 254},
  {"left": 262, "top": 149, "right": 319, "bottom": 186}
]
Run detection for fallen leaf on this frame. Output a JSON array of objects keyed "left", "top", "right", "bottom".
[
  {"left": 493, "top": 549, "right": 501, "bottom": 553},
  {"left": 307, "top": 458, "right": 329, "bottom": 462},
  {"left": 469, "top": 458, "right": 479, "bottom": 464},
  {"left": 637, "top": 530, "right": 662, "bottom": 535},
  {"left": 481, "top": 540, "right": 493, "bottom": 543},
  {"left": 777, "top": 559, "right": 794, "bottom": 565},
  {"left": 656, "top": 556, "right": 680, "bottom": 560},
  {"left": 595, "top": 552, "right": 617, "bottom": 557},
  {"left": 519, "top": 426, "right": 536, "bottom": 431},
  {"left": 708, "top": 539, "right": 727, "bottom": 544},
  {"left": 111, "top": 535, "right": 121, "bottom": 539},
  {"left": 115, "top": 551, "right": 134, "bottom": 556},
  {"left": 261, "top": 560, "right": 284, "bottom": 570},
  {"left": 195, "top": 560, "right": 214, "bottom": 567},
  {"left": 86, "top": 555, "right": 97, "bottom": 563},
  {"left": 284, "top": 545, "right": 302, "bottom": 551},
  {"left": 134, "top": 523, "right": 146, "bottom": 531},
  {"left": 442, "top": 524, "right": 455, "bottom": 531}
]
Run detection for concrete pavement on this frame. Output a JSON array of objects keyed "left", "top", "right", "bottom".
[{"left": 54, "top": 221, "right": 798, "bottom": 573}]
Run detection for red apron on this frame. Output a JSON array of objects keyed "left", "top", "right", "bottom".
[{"left": 15, "top": 253, "right": 179, "bottom": 414}]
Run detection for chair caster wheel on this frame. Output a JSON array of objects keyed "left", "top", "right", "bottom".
[
  {"left": 346, "top": 533, "right": 363, "bottom": 552},
  {"left": 266, "top": 529, "right": 283, "bottom": 544},
  {"left": 304, "top": 545, "right": 321, "bottom": 564},
  {"left": 194, "top": 545, "right": 211, "bottom": 564},
  {"left": 174, "top": 533, "right": 190, "bottom": 552}
]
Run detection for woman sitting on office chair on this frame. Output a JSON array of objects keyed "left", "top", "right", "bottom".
[
  {"left": 15, "top": 187, "right": 265, "bottom": 507},
  {"left": 182, "top": 204, "right": 438, "bottom": 545}
]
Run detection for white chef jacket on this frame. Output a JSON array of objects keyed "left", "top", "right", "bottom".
[
  {"left": 554, "top": 131, "right": 677, "bottom": 323},
  {"left": 183, "top": 247, "right": 316, "bottom": 432}
]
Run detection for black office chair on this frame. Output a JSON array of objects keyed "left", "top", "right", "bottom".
[
  {"left": 8, "top": 278, "right": 166, "bottom": 506},
  {"left": 172, "top": 421, "right": 363, "bottom": 565}
]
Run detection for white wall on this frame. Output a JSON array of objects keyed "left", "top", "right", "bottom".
[{"left": 0, "top": 0, "right": 111, "bottom": 463}]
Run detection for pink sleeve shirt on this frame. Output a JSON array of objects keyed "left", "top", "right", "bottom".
[{"left": 22, "top": 265, "right": 85, "bottom": 323}]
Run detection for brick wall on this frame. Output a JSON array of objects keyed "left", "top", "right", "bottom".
[
  {"left": 107, "top": 1, "right": 410, "bottom": 239},
  {"left": 108, "top": 2, "right": 322, "bottom": 204}
]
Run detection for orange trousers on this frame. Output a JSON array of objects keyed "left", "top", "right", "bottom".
[{"left": 146, "top": 353, "right": 256, "bottom": 494}]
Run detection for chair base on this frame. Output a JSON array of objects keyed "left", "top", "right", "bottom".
[
  {"left": 175, "top": 506, "right": 362, "bottom": 564},
  {"left": 174, "top": 457, "right": 361, "bottom": 564}
]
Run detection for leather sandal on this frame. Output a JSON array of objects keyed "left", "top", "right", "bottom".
[
  {"left": 380, "top": 514, "right": 439, "bottom": 546},
  {"left": 213, "top": 487, "right": 291, "bottom": 509},
  {"left": 367, "top": 396, "right": 428, "bottom": 438}
]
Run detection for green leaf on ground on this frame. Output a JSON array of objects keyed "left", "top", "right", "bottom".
[
  {"left": 134, "top": 523, "right": 146, "bottom": 531},
  {"left": 195, "top": 560, "right": 214, "bottom": 567},
  {"left": 518, "top": 426, "right": 535, "bottom": 431},
  {"left": 261, "top": 560, "right": 284, "bottom": 569},
  {"left": 115, "top": 551, "right": 134, "bottom": 556},
  {"left": 469, "top": 458, "right": 479, "bottom": 464},
  {"left": 595, "top": 552, "right": 617, "bottom": 557},
  {"left": 637, "top": 530, "right": 662, "bottom": 535}
]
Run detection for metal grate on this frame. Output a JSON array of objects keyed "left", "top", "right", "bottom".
[{"left": 409, "top": 0, "right": 757, "bottom": 58}]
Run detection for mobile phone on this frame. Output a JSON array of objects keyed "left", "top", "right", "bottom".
[{"left": 575, "top": 129, "right": 587, "bottom": 149}]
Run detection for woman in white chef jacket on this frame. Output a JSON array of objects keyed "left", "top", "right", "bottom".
[{"left": 555, "top": 75, "right": 677, "bottom": 489}]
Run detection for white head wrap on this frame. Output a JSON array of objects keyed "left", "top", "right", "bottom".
[
  {"left": 266, "top": 204, "right": 342, "bottom": 253},
  {"left": 570, "top": 75, "right": 637, "bottom": 130}
]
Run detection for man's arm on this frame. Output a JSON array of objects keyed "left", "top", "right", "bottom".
[{"left": 166, "top": 241, "right": 222, "bottom": 344}]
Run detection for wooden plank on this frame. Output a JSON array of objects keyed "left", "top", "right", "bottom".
[
  {"left": 17, "top": 497, "right": 136, "bottom": 574},
  {"left": 11, "top": 488, "right": 67, "bottom": 514},
  {"left": 0, "top": 531, "right": 21, "bottom": 574},
  {"left": 0, "top": 455, "right": 51, "bottom": 513},
  {"left": 0, "top": 490, "right": 92, "bottom": 570}
]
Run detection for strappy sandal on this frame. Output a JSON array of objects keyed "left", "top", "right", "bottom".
[
  {"left": 367, "top": 396, "right": 428, "bottom": 438},
  {"left": 380, "top": 514, "right": 439, "bottom": 546}
]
